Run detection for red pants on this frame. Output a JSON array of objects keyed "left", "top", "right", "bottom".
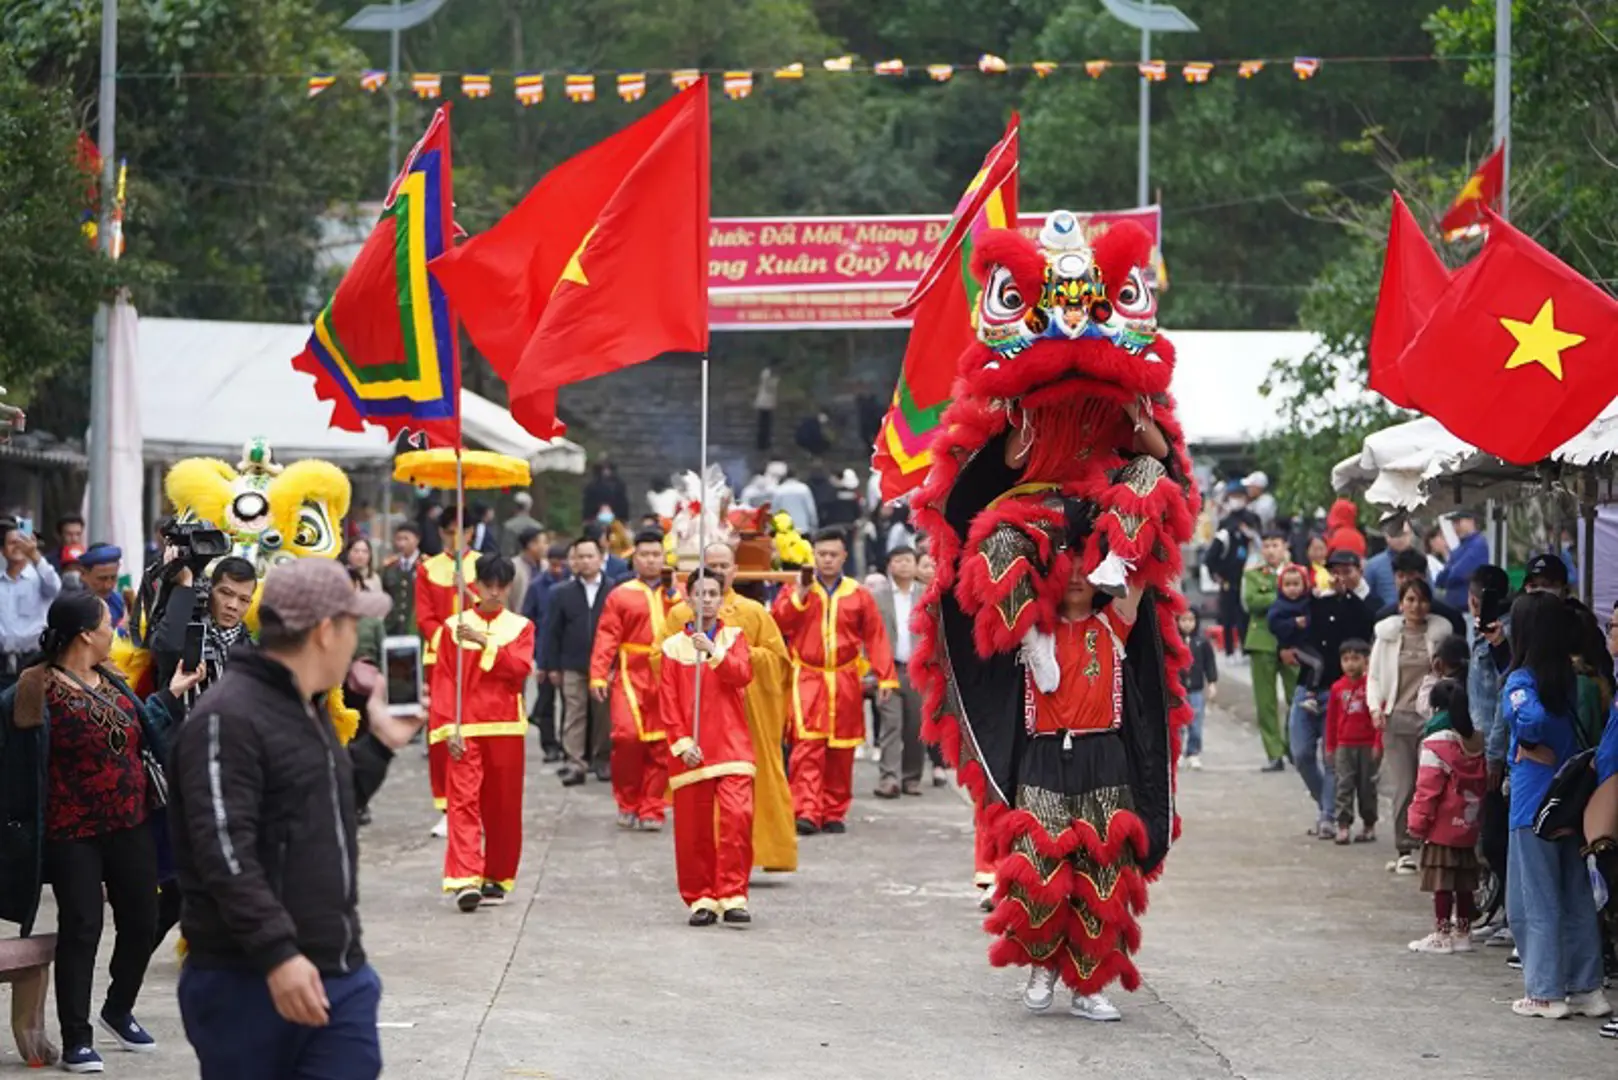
[
  {"left": 429, "top": 739, "right": 448, "bottom": 811},
  {"left": 672, "top": 774, "right": 754, "bottom": 912},
  {"left": 442, "top": 735, "right": 525, "bottom": 891},
  {"left": 788, "top": 739, "right": 854, "bottom": 827},
  {"left": 610, "top": 738, "right": 669, "bottom": 822}
]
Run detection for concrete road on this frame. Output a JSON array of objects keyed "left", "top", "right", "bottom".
[{"left": 8, "top": 675, "right": 1614, "bottom": 1078}]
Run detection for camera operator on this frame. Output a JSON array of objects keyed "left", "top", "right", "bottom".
[{"left": 152, "top": 553, "right": 257, "bottom": 709}]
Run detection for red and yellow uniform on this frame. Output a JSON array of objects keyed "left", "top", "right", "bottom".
[
  {"left": 590, "top": 578, "right": 678, "bottom": 823},
  {"left": 660, "top": 622, "right": 754, "bottom": 914},
  {"left": 415, "top": 549, "right": 482, "bottom": 810},
  {"left": 772, "top": 576, "right": 897, "bottom": 829},
  {"left": 433, "top": 606, "right": 534, "bottom": 893}
]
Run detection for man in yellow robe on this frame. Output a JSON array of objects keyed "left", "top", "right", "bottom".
[{"left": 661, "top": 541, "right": 797, "bottom": 872}]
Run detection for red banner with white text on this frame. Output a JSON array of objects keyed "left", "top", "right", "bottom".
[{"left": 707, "top": 208, "right": 1163, "bottom": 330}]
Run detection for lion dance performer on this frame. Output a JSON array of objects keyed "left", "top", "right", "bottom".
[{"left": 908, "top": 212, "right": 1199, "bottom": 1020}]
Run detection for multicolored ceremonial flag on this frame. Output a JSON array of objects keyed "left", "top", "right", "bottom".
[
  {"left": 361, "top": 69, "right": 388, "bottom": 92},
  {"left": 461, "top": 73, "right": 492, "bottom": 99},
  {"left": 774, "top": 63, "right": 804, "bottom": 80},
  {"left": 566, "top": 75, "right": 596, "bottom": 102},
  {"left": 928, "top": 64, "right": 955, "bottom": 82},
  {"left": 1033, "top": 61, "right": 1058, "bottom": 78},
  {"left": 723, "top": 71, "right": 754, "bottom": 99},
  {"left": 515, "top": 73, "right": 544, "bottom": 105},
  {"left": 1439, "top": 144, "right": 1505, "bottom": 240},
  {"left": 411, "top": 73, "right": 442, "bottom": 99},
  {"left": 1238, "top": 60, "right": 1265, "bottom": 78},
  {"left": 1183, "top": 62, "right": 1213, "bottom": 84},
  {"left": 875, "top": 59, "right": 905, "bottom": 77},
  {"left": 672, "top": 69, "right": 702, "bottom": 90},
  {"left": 618, "top": 73, "right": 647, "bottom": 102},
  {"left": 1293, "top": 57, "right": 1321, "bottom": 79},
  {"left": 307, "top": 74, "right": 336, "bottom": 98},
  {"left": 873, "top": 114, "right": 1019, "bottom": 502},
  {"left": 291, "top": 106, "right": 460, "bottom": 442}
]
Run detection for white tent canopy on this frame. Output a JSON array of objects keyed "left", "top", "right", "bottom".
[
  {"left": 136, "top": 317, "right": 585, "bottom": 473},
  {"left": 1332, "top": 397, "right": 1618, "bottom": 510}
]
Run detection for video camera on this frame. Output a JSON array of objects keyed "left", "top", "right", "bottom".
[{"left": 161, "top": 520, "right": 233, "bottom": 576}]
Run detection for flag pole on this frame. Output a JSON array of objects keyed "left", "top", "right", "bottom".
[
  {"left": 691, "top": 352, "right": 710, "bottom": 744},
  {"left": 452, "top": 444, "right": 466, "bottom": 746}
]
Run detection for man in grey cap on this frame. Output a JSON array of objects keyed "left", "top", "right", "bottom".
[{"left": 168, "top": 559, "right": 422, "bottom": 1080}]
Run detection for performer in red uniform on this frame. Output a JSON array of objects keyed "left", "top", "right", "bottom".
[
  {"left": 771, "top": 527, "right": 898, "bottom": 835},
  {"left": 415, "top": 507, "right": 482, "bottom": 823},
  {"left": 590, "top": 530, "right": 677, "bottom": 830},
  {"left": 435, "top": 554, "right": 535, "bottom": 912},
  {"left": 660, "top": 573, "right": 755, "bottom": 926}
]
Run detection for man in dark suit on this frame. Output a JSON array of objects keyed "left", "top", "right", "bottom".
[
  {"left": 380, "top": 522, "right": 422, "bottom": 637},
  {"left": 542, "top": 536, "right": 614, "bottom": 785},
  {"left": 871, "top": 546, "right": 926, "bottom": 798}
]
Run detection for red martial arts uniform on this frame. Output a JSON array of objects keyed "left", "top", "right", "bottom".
[
  {"left": 433, "top": 605, "right": 534, "bottom": 893},
  {"left": 659, "top": 622, "right": 755, "bottom": 914},
  {"left": 416, "top": 549, "right": 483, "bottom": 810},
  {"left": 772, "top": 576, "right": 898, "bottom": 829},
  {"left": 589, "top": 579, "right": 678, "bottom": 824}
]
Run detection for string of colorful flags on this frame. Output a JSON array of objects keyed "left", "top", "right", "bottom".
[{"left": 300, "top": 54, "right": 1344, "bottom": 102}]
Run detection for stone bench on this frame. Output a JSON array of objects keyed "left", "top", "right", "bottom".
[{"left": 0, "top": 935, "right": 57, "bottom": 1067}]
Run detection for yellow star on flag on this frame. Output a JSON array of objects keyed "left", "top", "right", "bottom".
[
  {"left": 554, "top": 224, "right": 597, "bottom": 294},
  {"left": 1500, "top": 297, "right": 1585, "bottom": 381}
]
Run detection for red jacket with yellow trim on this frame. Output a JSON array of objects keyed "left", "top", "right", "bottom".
[
  {"left": 427, "top": 606, "right": 534, "bottom": 743},
  {"left": 589, "top": 578, "right": 680, "bottom": 742},
  {"left": 771, "top": 576, "right": 898, "bottom": 743},
  {"left": 415, "top": 550, "right": 483, "bottom": 668},
  {"left": 660, "top": 622, "right": 753, "bottom": 789}
]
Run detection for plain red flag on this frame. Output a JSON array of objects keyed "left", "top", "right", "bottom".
[
  {"left": 1438, "top": 144, "right": 1504, "bottom": 240},
  {"left": 1366, "top": 193, "right": 1448, "bottom": 410},
  {"left": 429, "top": 81, "right": 710, "bottom": 439},
  {"left": 1397, "top": 209, "right": 1618, "bottom": 464}
]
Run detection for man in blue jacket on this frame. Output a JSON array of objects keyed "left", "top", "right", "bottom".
[
  {"left": 1362, "top": 516, "right": 1413, "bottom": 608},
  {"left": 1434, "top": 509, "right": 1487, "bottom": 611},
  {"left": 521, "top": 543, "right": 571, "bottom": 762}
]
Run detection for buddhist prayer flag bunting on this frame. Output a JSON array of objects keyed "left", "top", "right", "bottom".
[
  {"left": 1293, "top": 57, "right": 1321, "bottom": 79},
  {"left": 672, "top": 68, "right": 701, "bottom": 90},
  {"left": 1438, "top": 144, "right": 1505, "bottom": 241},
  {"left": 1238, "top": 60, "right": 1266, "bottom": 78},
  {"left": 361, "top": 69, "right": 387, "bottom": 92},
  {"left": 1183, "top": 62, "right": 1212, "bottom": 84},
  {"left": 1139, "top": 60, "right": 1167, "bottom": 81},
  {"left": 875, "top": 59, "right": 905, "bottom": 77},
  {"left": 824, "top": 56, "right": 853, "bottom": 72},
  {"left": 461, "top": 73, "right": 491, "bottom": 98},
  {"left": 515, "top": 73, "right": 544, "bottom": 105},
  {"left": 723, "top": 71, "right": 753, "bottom": 99},
  {"left": 1033, "top": 61, "right": 1058, "bottom": 78},
  {"left": 874, "top": 114, "right": 1019, "bottom": 501},
  {"left": 291, "top": 106, "right": 459, "bottom": 442},
  {"left": 618, "top": 73, "right": 646, "bottom": 102},
  {"left": 307, "top": 74, "right": 336, "bottom": 98},
  {"left": 978, "top": 54, "right": 1008, "bottom": 74},
  {"left": 927, "top": 64, "right": 954, "bottom": 82},
  {"left": 565, "top": 74, "right": 595, "bottom": 102},
  {"left": 411, "top": 73, "right": 442, "bottom": 99},
  {"left": 774, "top": 63, "right": 804, "bottom": 79},
  {"left": 1086, "top": 60, "right": 1110, "bottom": 78}
]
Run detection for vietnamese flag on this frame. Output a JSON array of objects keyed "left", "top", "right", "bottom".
[
  {"left": 430, "top": 80, "right": 709, "bottom": 438},
  {"left": 1397, "top": 208, "right": 1618, "bottom": 464},
  {"left": 1366, "top": 193, "right": 1448, "bottom": 410},
  {"left": 1438, "top": 144, "right": 1504, "bottom": 241}
]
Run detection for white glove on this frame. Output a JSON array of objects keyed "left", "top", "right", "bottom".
[
  {"left": 1087, "top": 551, "right": 1135, "bottom": 599},
  {"left": 1021, "top": 627, "right": 1060, "bottom": 694}
]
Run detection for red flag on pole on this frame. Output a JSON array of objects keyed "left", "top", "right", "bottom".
[
  {"left": 1438, "top": 144, "right": 1505, "bottom": 240},
  {"left": 1366, "top": 193, "right": 1448, "bottom": 410},
  {"left": 1396, "top": 209, "right": 1618, "bottom": 464},
  {"left": 429, "top": 81, "right": 711, "bottom": 439}
]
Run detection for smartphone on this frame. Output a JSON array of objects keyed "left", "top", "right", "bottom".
[
  {"left": 183, "top": 620, "right": 206, "bottom": 672},
  {"left": 1479, "top": 586, "right": 1508, "bottom": 629},
  {"left": 382, "top": 635, "right": 424, "bottom": 716},
  {"left": 799, "top": 566, "right": 814, "bottom": 588}
]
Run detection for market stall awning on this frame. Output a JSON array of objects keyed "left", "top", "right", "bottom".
[{"left": 136, "top": 317, "right": 584, "bottom": 473}]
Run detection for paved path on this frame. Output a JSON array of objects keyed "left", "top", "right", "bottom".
[{"left": 8, "top": 677, "right": 1615, "bottom": 1078}]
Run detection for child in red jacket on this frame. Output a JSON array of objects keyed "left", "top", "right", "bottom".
[
  {"left": 659, "top": 573, "right": 755, "bottom": 927},
  {"left": 1327, "top": 639, "right": 1379, "bottom": 845},
  {"left": 1405, "top": 677, "right": 1486, "bottom": 955}
]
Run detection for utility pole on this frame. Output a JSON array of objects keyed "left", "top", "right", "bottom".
[
  {"left": 345, "top": 0, "right": 451, "bottom": 186},
  {"left": 86, "top": 0, "right": 118, "bottom": 542},
  {"left": 1493, "top": 0, "right": 1511, "bottom": 219},
  {"left": 1100, "top": 0, "right": 1199, "bottom": 209}
]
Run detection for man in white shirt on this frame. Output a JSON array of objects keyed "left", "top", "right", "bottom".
[
  {"left": 1242, "top": 471, "right": 1278, "bottom": 531},
  {"left": 770, "top": 466, "right": 819, "bottom": 533},
  {"left": 872, "top": 545, "right": 925, "bottom": 797},
  {"left": 0, "top": 521, "right": 61, "bottom": 686}
]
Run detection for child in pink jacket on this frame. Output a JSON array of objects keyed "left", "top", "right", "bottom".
[{"left": 1405, "top": 677, "right": 1487, "bottom": 955}]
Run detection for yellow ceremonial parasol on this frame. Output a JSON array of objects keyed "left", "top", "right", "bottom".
[{"left": 393, "top": 448, "right": 531, "bottom": 490}]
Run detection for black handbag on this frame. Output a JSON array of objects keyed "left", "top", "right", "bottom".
[{"left": 1531, "top": 747, "right": 1597, "bottom": 841}]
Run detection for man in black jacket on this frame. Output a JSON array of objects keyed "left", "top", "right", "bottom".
[
  {"left": 1286, "top": 550, "right": 1379, "bottom": 838},
  {"left": 543, "top": 536, "right": 614, "bottom": 786},
  {"left": 1372, "top": 547, "right": 1466, "bottom": 636},
  {"left": 152, "top": 555, "right": 257, "bottom": 710},
  {"left": 168, "top": 559, "right": 420, "bottom": 1080}
]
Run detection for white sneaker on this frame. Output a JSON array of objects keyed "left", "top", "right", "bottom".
[
  {"left": 1070, "top": 991, "right": 1122, "bottom": 1021},
  {"left": 1485, "top": 925, "right": 1514, "bottom": 947},
  {"left": 1023, "top": 967, "right": 1058, "bottom": 1012},
  {"left": 1512, "top": 997, "right": 1570, "bottom": 1019},
  {"left": 1393, "top": 853, "right": 1418, "bottom": 875},
  {"left": 1449, "top": 929, "right": 1474, "bottom": 953},
  {"left": 1186, "top": 755, "right": 1203, "bottom": 770},
  {"left": 1408, "top": 929, "right": 1453, "bottom": 955},
  {"left": 1568, "top": 989, "right": 1614, "bottom": 1018},
  {"left": 430, "top": 814, "right": 448, "bottom": 839}
]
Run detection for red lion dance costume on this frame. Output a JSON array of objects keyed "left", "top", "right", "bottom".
[{"left": 910, "top": 212, "right": 1198, "bottom": 1015}]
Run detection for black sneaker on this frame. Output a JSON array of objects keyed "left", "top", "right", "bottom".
[
  {"left": 1260, "top": 758, "right": 1286, "bottom": 773},
  {"left": 541, "top": 747, "right": 564, "bottom": 764},
  {"left": 455, "top": 887, "right": 482, "bottom": 913},
  {"left": 722, "top": 908, "right": 752, "bottom": 926},
  {"left": 479, "top": 882, "right": 507, "bottom": 906},
  {"left": 822, "top": 820, "right": 847, "bottom": 834},
  {"left": 97, "top": 1009, "right": 156, "bottom": 1053},
  {"left": 688, "top": 909, "right": 718, "bottom": 927},
  {"left": 559, "top": 767, "right": 586, "bottom": 787},
  {"left": 1506, "top": 950, "right": 1522, "bottom": 970},
  {"left": 60, "top": 1045, "right": 104, "bottom": 1073},
  {"left": 795, "top": 818, "right": 819, "bottom": 836}
]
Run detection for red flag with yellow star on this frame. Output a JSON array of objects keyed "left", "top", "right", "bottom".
[
  {"left": 1367, "top": 193, "right": 1447, "bottom": 410},
  {"left": 429, "top": 80, "right": 709, "bottom": 438},
  {"left": 1438, "top": 144, "right": 1504, "bottom": 241},
  {"left": 1396, "top": 208, "right": 1618, "bottom": 464}
]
